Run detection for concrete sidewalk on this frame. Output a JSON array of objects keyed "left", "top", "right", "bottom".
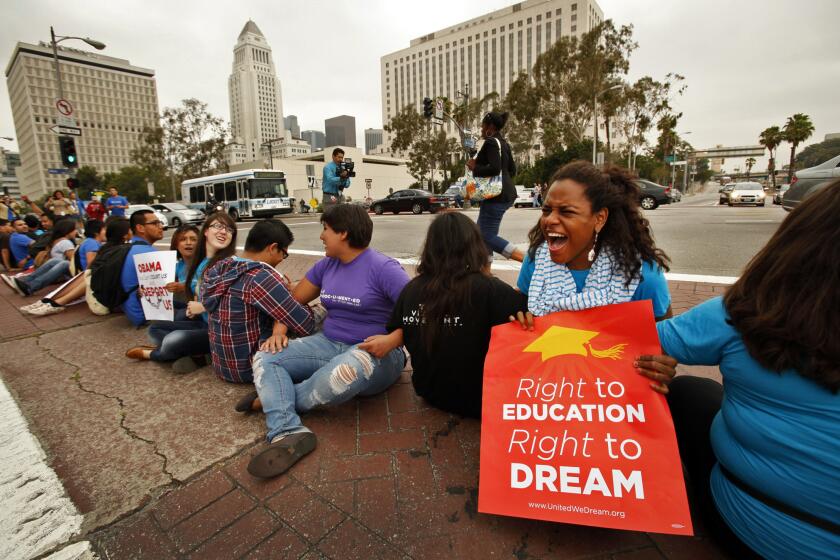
[{"left": 0, "top": 254, "right": 729, "bottom": 559}]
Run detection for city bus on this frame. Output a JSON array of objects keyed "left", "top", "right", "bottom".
[{"left": 180, "top": 169, "right": 294, "bottom": 220}]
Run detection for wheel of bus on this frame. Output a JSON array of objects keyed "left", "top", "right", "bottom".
[
  {"left": 170, "top": 217, "right": 182, "bottom": 227},
  {"left": 373, "top": 204, "right": 384, "bottom": 215},
  {"left": 412, "top": 203, "right": 423, "bottom": 215},
  {"left": 229, "top": 209, "right": 240, "bottom": 222}
]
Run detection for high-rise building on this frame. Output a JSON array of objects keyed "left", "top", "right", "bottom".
[
  {"left": 380, "top": 0, "right": 603, "bottom": 138},
  {"left": 301, "top": 130, "right": 325, "bottom": 152},
  {"left": 365, "top": 128, "right": 384, "bottom": 154},
  {"left": 5, "top": 42, "right": 159, "bottom": 197},
  {"left": 325, "top": 115, "right": 356, "bottom": 148},
  {"left": 228, "top": 20, "right": 285, "bottom": 164},
  {"left": 284, "top": 115, "right": 300, "bottom": 138}
]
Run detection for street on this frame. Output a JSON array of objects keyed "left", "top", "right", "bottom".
[{"left": 162, "top": 190, "right": 786, "bottom": 278}]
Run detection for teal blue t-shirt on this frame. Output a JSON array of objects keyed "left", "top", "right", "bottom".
[
  {"left": 657, "top": 297, "right": 840, "bottom": 559},
  {"left": 516, "top": 254, "right": 671, "bottom": 318}
]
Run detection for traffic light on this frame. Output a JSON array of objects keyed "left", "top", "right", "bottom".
[
  {"left": 423, "top": 97, "right": 433, "bottom": 119},
  {"left": 59, "top": 136, "right": 78, "bottom": 168},
  {"left": 66, "top": 177, "right": 79, "bottom": 190}
]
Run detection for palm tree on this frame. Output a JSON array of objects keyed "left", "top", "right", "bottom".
[
  {"left": 782, "top": 113, "right": 815, "bottom": 183},
  {"left": 745, "top": 157, "right": 756, "bottom": 179},
  {"left": 759, "top": 126, "right": 783, "bottom": 189}
]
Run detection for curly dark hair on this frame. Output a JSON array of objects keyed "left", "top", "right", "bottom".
[
  {"left": 527, "top": 161, "right": 669, "bottom": 286},
  {"left": 417, "top": 212, "right": 489, "bottom": 351},
  {"left": 724, "top": 180, "right": 840, "bottom": 393}
]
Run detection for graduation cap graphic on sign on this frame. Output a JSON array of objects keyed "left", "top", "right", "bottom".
[{"left": 523, "top": 326, "right": 627, "bottom": 362}]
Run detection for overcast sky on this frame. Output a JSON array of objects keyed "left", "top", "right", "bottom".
[{"left": 2, "top": 0, "right": 837, "bottom": 171}]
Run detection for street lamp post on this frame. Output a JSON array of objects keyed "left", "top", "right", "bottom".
[
  {"left": 671, "top": 131, "right": 691, "bottom": 190},
  {"left": 592, "top": 84, "right": 622, "bottom": 165},
  {"left": 50, "top": 26, "right": 106, "bottom": 103}
]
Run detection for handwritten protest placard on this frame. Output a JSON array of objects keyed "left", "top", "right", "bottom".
[
  {"left": 478, "top": 301, "right": 692, "bottom": 535},
  {"left": 133, "top": 250, "right": 176, "bottom": 321}
]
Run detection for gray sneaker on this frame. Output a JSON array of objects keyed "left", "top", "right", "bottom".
[
  {"left": 28, "top": 303, "right": 65, "bottom": 316},
  {"left": 2, "top": 274, "right": 25, "bottom": 296}
]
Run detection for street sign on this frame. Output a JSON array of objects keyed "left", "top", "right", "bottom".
[
  {"left": 147, "top": 181, "right": 155, "bottom": 197},
  {"left": 57, "top": 115, "right": 77, "bottom": 128},
  {"left": 307, "top": 176, "right": 316, "bottom": 188},
  {"left": 365, "top": 178, "right": 372, "bottom": 186},
  {"left": 669, "top": 160, "right": 688, "bottom": 166},
  {"left": 434, "top": 99, "right": 444, "bottom": 120},
  {"left": 48, "top": 168, "right": 69, "bottom": 175},
  {"left": 55, "top": 99, "right": 73, "bottom": 116},
  {"left": 49, "top": 125, "right": 82, "bottom": 137}
]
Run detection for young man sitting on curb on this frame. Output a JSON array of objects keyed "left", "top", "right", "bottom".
[
  {"left": 121, "top": 210, "right": 164, "bottom": 325},
  {"left": 201, "top": 220, "right": 317, "bottom": 386}
]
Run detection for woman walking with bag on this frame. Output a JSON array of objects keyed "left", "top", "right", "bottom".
[{"left": 466, "top": 111, "right": 524, "bottom": 262}]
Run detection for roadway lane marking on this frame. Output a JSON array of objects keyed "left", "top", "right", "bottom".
[
  {"left": 724, "top": 220, "right": 776, "bottom": 224},
  {"left": 0, "top": 380, "right": 84, "bottom": 559}
]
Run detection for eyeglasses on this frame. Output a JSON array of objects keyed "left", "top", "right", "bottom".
[
  {"left": 144, "top": 220, "right": 163, "bottom": 227},
  {"left": 281, "top": 247, "right": 289, "bottom": 259},
  {"left": 209, "top": 223, "right": 235, "bottom": 234}
]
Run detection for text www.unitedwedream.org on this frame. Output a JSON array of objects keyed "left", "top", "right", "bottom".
[{"left": 528, "top": 502, "right": 626, "bottom": 519}]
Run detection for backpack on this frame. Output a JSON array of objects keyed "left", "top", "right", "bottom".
[
  {"left": 28, "top": 233, "right": 51, "bottom": 259},
  {"left": 88, "top": 243, "right": 136, "bottom": 310}
]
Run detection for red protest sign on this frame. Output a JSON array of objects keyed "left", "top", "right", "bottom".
[{"left": 478, "top": 300, "right": 693, "bottom": 535}]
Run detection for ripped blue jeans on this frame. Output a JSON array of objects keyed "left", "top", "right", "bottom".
[{"left": 253, "top": 332, "right": 405, "bottom": 442}]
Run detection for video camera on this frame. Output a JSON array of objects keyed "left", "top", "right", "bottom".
[{"left": 336, "top": 158, "right": 356, "bottom": 178}]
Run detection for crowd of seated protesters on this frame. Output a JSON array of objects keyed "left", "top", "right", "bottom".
[{"left": 1, "top": 167, "right": 835, "bottom": 560}]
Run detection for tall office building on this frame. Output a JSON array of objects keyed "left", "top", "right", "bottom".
[
  {"left": 325, "top": 115, "right": 356, "bottom": 148},
  {"left": 228, "top": 20, "right": 285, "bottom": 163},
  {"left": 380, "top": 0, "right": 603, "bottom": 138},
  {"left": 5, "top": 42, "right": 159, "bottom": 197},
  {"left": 284, "top": 115, "right": 300, "bottom": 138},
  {"left": 301, "top": 130, "right": 325, "bottom": 152},
  {"left": 365, "top": 128, "right": 384, "bottom": 154}
]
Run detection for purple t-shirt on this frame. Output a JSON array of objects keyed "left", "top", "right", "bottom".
[{"left": 306, "top": 249, "right": 409, "bottom": 344}]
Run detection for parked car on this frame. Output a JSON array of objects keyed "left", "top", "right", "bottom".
[
  {"left": 126, "top": 204, "right": 168, "bottom": 229},
  {"left": 719, "top": 185, "right": 735, "bottom": 205},
  {"left": 782, "top": 154, "right": 840, "bottom": 211},
  {"left": 634, "top": 179, "right": 671, "bottom": 210},
  {"left": 370, "top": 189, "right": 451, "bottom": 215},
  {"left": 772, "top": 184, "right": 790, "bottom": 205},
  {"left": 514, "top": 187, "right": 535, "bottom": 208},
  {"left": 442, "top": 185, "right": 466, "bottom": 208},
  {"left": 727, "top": 182, "right": 766, "bottom": 206},
  {"left": 151, "top": 203, "right": 204, "bottom": 227}
]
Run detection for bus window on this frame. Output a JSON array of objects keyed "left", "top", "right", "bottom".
[
  {"left": 225, "top": 181, "right": 237, "bottom": 201},
  {"left": 191, "top": 186, "right": 205, "bottom": 203},
  {"left": 213, "top": 183, "right": 225, "bottom": 201},
  {"left": 249, "top": 178, "right": 288, "bottom": 199},
  {"left": 189, "top": 186, "right": 197, "bottom": 203}
]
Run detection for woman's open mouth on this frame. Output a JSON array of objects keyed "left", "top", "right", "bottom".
[{"left": 546, "top": 231, "right": 568, "bottom": 252}]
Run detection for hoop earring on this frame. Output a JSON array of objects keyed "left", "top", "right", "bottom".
[{"left": 588, "top": 232, "right": 598, "bottom": 262}]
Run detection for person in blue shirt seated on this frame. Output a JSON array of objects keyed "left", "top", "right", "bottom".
[
  {"left": 517, "top": 161, "right": 672, "bottom": 320},
  {"left": 120, "top": 209, "right": 164, "bottom": 326},
  {"left": 163, "top": 224, "right": 200, "bottom": 315},
  {"left": 105, "top": 186, "right": 129, "bottom": 218},
  {"left": 656, "top": 180, "right": 840, "bottom": 559},
  {"left": 6, "top": 218, "right": 34, "bottom": 269},
  {"left": 321, "top": 147, "right": 351, "bottom": 209}
]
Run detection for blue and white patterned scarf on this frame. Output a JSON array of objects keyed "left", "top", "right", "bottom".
[{"left": 527, "top": 241, "right": 640, "bottom": 317}]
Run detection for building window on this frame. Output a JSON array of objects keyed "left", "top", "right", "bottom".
[{"left": 571, "top": 3, "right": 577, "bottom": 10}]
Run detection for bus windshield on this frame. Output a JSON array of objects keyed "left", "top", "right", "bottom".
[{"left": 249, "top": 178, "right": 287, "bottom": 199}]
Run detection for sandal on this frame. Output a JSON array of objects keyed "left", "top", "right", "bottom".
[{"left": 247, "top": 431, "right": 317, "bottom": 478}]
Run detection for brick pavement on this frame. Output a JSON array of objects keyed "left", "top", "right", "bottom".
[{"left": 1, "top": 255, "right": 729, "bottom": 559}]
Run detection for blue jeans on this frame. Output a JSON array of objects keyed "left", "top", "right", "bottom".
[
  {"left": 147, "top": 319, "right": 209, "bottom": 362},
  {"left": 253, "top": 332, "right": 405, "bottom": 442},
  {"left": 19, "top": 258, "right": 70, "bottom": 294},
  {"left": 477, "top": 200, "right": 515, "bottom": 257}
]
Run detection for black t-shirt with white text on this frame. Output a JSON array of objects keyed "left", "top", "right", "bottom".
[{"left": 388, "top": 274, "right": 527, "bottom": 418}]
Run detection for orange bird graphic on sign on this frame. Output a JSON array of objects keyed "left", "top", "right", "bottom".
[{"left": 523, "top": 326, "right": 627, "bottom": 361}]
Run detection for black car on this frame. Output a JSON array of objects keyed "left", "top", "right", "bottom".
[
  {"left": 371, "top": 189, "right": 451, "bottom": 215},
  {"left": 634, "top": 179, "right": 671, "bottom": 210}
]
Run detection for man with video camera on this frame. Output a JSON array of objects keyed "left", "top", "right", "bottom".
[{"left": 321, "top": 148, "right": 352, "bottom": 209}]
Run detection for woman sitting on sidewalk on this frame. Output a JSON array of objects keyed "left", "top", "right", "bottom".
[
  {"left": 163, "top": 224, "right": 199, "bottom": 314},
  {"left": 4, "top": 218, "right": 78, "bottom": 297},
  {"left": 18, "top": 219, "right": 106, "bottom": 316},
  {"left": 518, "top": 161, "right": 673, "bottom": 321},
  {"left": 124, "top": 213, "right": 236, "bottom": 374},
  {"left": 245, "top": 204, "right": 410, "bottom": 479},
  {"left": 657, "top": 181, "right": 840, "bottom": 558},
  {"left": 359, "top": 212, "right": 530, "bottom": 418}
]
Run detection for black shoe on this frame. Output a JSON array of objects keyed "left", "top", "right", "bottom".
[
  {"left": 247, "top": 431, "right": 317, "bottom": 478},
  {"left": 235, "top": 391, "right": 259, "bottom": 413}
]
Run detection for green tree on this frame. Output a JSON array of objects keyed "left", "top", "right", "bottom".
[
  {"left": 75, "top": 165, "right": 103, "bottom": 199},
  {"left": 385, "top": 103, "right": 459, "bottom": 190},
  {"left": 782, "top": 113, "right": 815, "bottom": 183},
  {"left": 794, "top": 137, "right": 840, "bottom": 168},
  {"left": 759, "top": 125, "right": 783, "bottom": 188},
  {"left": 103, "top": 166, "right": 153, "bottom": 204},
  {"left": 131, "top": 98, "right": 229, "bottom": 201},
  {"left": 744, "top": 157, "right": 756, "bottom": 178}
]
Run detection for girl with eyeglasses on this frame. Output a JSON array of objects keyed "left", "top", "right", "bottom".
[{"left": 125, "top": 213, "right": 237, "bottom": 373}]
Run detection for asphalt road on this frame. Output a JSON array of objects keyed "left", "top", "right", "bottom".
[{"left": 160, "top": 191, "right": 787, "bottom": 278}]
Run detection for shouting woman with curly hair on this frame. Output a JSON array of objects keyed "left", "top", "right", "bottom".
[{"left": 518, "top": 160, "right": 672, "bottom": 321}]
